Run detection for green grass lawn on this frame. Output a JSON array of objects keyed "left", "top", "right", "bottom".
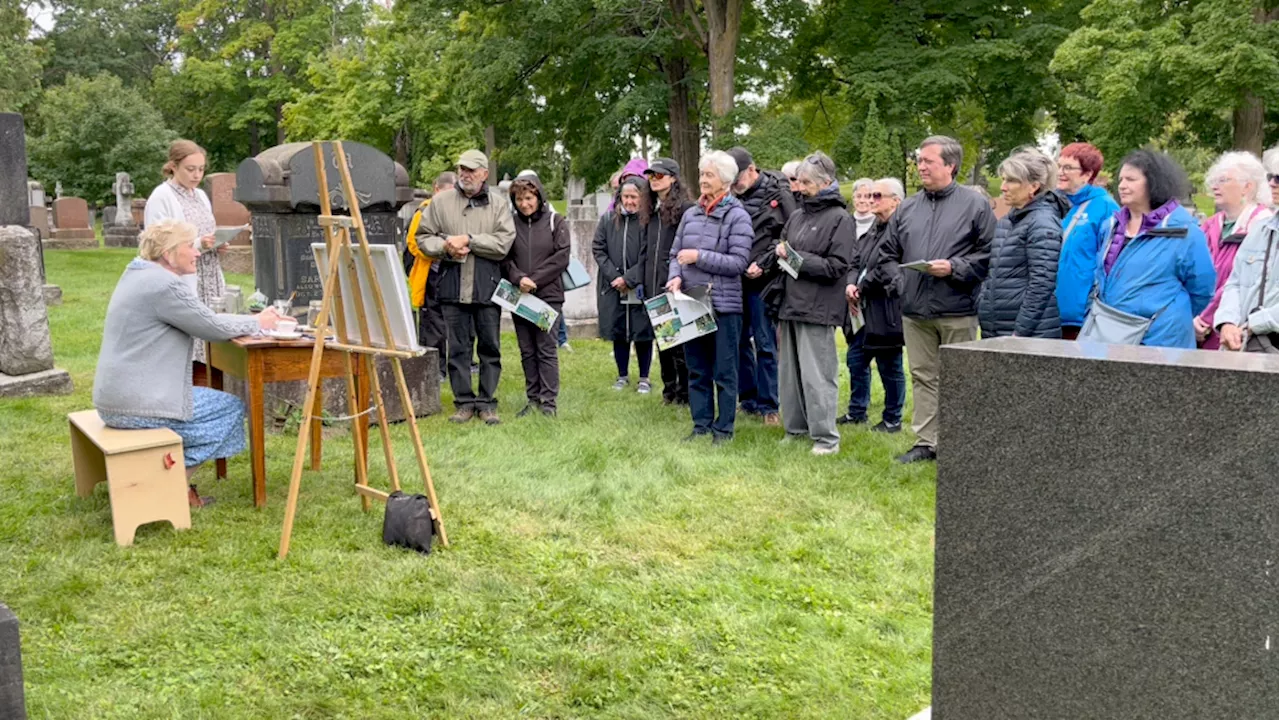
[{"left": 1, "top": 248, "right": 935, "bottom": 719}]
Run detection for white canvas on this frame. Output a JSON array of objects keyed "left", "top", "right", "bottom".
[{"left": 311, "top": 242, "right": 421, "bottom": 353}]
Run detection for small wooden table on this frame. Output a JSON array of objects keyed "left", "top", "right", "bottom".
[{"left": 207, "top": 336, "right": 370, "bottom": 507}]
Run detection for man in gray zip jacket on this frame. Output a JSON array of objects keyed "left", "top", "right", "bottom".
[{"left": 876, "top": 135, "right": 994, "bottom": 463}]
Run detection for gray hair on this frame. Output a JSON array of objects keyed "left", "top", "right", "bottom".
[
  {"left": 875, "top": 177, "right": 905, "bottom": 200},
  {"left": 919, "top": 135, "right": 963, "bottom": 179},
  {"left": 797, "top": 151, "right": 837, "bottom": 186},
  {"left": 998, "top": 146, "right": 1058, "bottom": 194},
  {"left": 699, "top": 151, "right": 739, "bottom": 186},
  {"left": 1205, "top": 151, "right": 1271, "bottom": 207},
  {"left": 1264, "top": 147, "right": 1279, "bottom": 177},
  {"left": 851, "top": 177, "right": 875, "bottom": 194},
  {"left": 781, "top": 160, "right": 802, "bottom": 179}
]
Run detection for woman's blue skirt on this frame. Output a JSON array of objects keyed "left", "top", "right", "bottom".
[{"left": 100, "top": 387, "right": 247, "bottom": 467}]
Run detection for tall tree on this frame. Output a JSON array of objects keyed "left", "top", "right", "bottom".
[
  {"left": 0, "top": 0, "right": 43, "bottom": 113},
  {"left": 37, "top": 0, "right": 179, "bottom": 90},
  {"left": 1051, "top": 0, "right": 1278, "bottom": 157},
  {"left": 858, "top": 100, "right": 899, "bottom": 179}
]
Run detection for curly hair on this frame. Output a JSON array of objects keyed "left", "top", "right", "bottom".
[
  {"left": 1119, "top": 149, "right": 1190, "bottom": 210},
  {"left": 656, "top": 176, "right": 692, "bottom": 226}
]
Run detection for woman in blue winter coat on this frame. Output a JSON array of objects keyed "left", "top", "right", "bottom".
[
  {"left": 1055, "top": 142, "right": 1120, "bottom": 339},
  {"left": 978, "top": 147, "right": 1066, "bottom": 338},
  {"left": 1087, "top": 150, "right": 1216, "bottom": 349},
  {"left": 666, "top": 151, "right": 754, "bottom": 444}
]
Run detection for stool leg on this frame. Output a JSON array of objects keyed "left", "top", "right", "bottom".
[{"left": 69, "top": 423, "right": 106, "bottom": 498}]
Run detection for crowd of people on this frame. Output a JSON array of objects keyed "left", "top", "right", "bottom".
[{"left": 92, "top": 134, "right": 1280, "bottom": 508}]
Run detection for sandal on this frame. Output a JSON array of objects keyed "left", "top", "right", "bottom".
[{"left": 188, "top": 484, "right": 215, "bottom": 508}]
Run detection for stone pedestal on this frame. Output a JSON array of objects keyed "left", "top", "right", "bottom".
[
  {"left": 565, "top": 197, "right": 601, "bottom": 333},
  {"left": 369, "top": 350, "right": 441, "bottom": 423},
  {"left": 933, "top": 338, "right": 1278, "bottom": 719},
  {"left": 103, "top": 223, "right": 139, "bottom": 247},
  {"left": 42, "top": 285, "right": 61, "bottom": 306},
  {"left": 0, "top": 227, "right": 72, "bottom": 396},
  {"left": 0, "top": 604, "right": 25, "bottom": 720}
]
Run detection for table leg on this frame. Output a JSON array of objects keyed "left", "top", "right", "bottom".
[
  {"left": 310, "top": 382, "right": 323, "bottom": 471},
  {"left": 210, "top": 360, "right": 227, "bottom": 481},
  {"left": 249, "top": 353, "right": 267, "bottom": 508}
]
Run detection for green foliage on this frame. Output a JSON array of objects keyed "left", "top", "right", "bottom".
[
  {"left": 0, "top": 0, "right": 43, "bottom": 113},
  {"left": 739, "top": 112, "right": 811, "bottom": 171},
  {"left": 27, "top": 73, "right": 174, "bottom": 203},
  {"left": 858, "top": 100, "right": 899, "bottom": 180},
  {"left": 1051, "top": 0, "right": 1278, "bottom": 158},
  {"left": 37, "top": 0, "right": 180, "bottom": 90}
]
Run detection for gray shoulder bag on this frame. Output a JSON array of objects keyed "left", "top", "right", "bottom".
[{"left": 1079, "top": 215, "right": 1177, "bottom": 346}]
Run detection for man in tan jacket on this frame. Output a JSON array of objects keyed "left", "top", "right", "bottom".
[{"left": 416, "top": 149, "right": 516, "bottom": 424}]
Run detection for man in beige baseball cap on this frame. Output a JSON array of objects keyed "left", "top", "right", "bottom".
[{"left": 414, "top": 148, "right": 515, "bottom": 424}]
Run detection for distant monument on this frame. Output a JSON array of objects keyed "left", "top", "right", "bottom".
[{"left": 103, "top": 172, "right": 140, "bottom": 248}]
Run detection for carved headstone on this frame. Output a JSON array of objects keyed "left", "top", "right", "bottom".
[
  {"left": 235, "top": 141, "right": 411, "bottom": 309},
  {"left": 0, "top": 226, "right": 73, "bottom": 396},
  {"left": 48, "top": 197, "right": 96, "bottom": 249},
  {"left": 0, "top": 604, "right": 25, "bottom": 720},
  {"left": 0, "top": 115, "right": 29, "bottom": 227},
  {"left": 104, "top": 172, "right": 140, "bottom": 247},
  {"left": 566, "top": 195, "right": 601, "bottom": 335}
]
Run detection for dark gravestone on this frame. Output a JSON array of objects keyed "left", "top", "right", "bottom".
[
  {"left": 235, "top": 142, "right": 410, "bottom": 311},
  {"left": 0, "top": 114, "right": 29, "bottom": 227},
  {"left": 0, "top": 603, "right": 26, "bottom": 719},
  {"left": 933, "top": 338, "right": 1279, "bottom": 719}
]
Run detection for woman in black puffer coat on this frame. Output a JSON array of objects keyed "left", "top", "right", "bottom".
[{"left": 978, "top": 147, "right": 1067, "bottom": 338}]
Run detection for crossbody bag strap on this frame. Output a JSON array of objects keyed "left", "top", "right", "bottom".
[
  {"left": 1255, "top": 226, "right": 1275, "bottom": 311},
  {"left": 1063, "top": 200, "right": 1091, "bottom": 242}
]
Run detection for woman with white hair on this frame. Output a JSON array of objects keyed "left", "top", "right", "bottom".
[
  {"left": 771, "top": 151, "right": 855, "bottom": 455},
  {"left": 781, "top": 160, "right": 803, "bottom": 203},
  {"left": 1215, "top": 146, "right": 1280, "bottom": 353},
  {"left": 1194, "top": 151, "right": 1274, "bottom": 349},
  {"left": 850, "top": 178, "right": 877, "bottom": 238},
  {"left": 977, "top": 147, "right": 1066, "bottom": 338},
  {"left": 93, "top": 220, "right": 283, "bottom": 507},
  {"left": 666, "top": 150, "right": 754, "bottom": 444}
]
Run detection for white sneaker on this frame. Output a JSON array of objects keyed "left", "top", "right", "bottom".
[
  {"left": 612, "top": 377, "right": 629, "bottom": 390},
  {"left": 559, "top": 342, "right": 573, "bottom": 353},
  {"left": 811, "top": 444, "right": 840, "bottom": 456}
]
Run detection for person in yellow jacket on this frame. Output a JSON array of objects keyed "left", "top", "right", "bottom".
[{"left": 405, "top": 172, "right": 456, "bottom": 369}]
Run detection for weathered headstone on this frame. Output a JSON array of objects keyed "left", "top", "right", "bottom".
[
  {"left": 26, "top": 181, "right": 48, "bottom": 240},
  {"left": 566, "top": 176, "right": 586, "bottom": 202},
  {"left": 566, "top": 195, "right": 602, "bottom": 338},
  {"left": 103, "top": 205, "right": 117, "bottom": 226},
  {"left": 103, "top": 172, "right": 140, "bottom": 247},
  {"left": 47, "top": 196, "right": 96, "bottom": 249},
  {"left": 203, "top": 173, "right": 253, "bottom": 274},
  {"left": 0, "top": 604, "right": 26, "bottom": 720},
  {"left": 0, "top": 114, "right": 28, "bottom": 227},
  {"left": 130, "top": 197, "right": 146, "bottom": 227},
  {"left": 0, "top": 226, "right": 73, "bottom": 396},
  {"left": 933, "top": 338, "right": 1278, "bottom": 719},
  {"left": 235, "top": 141, "right": 410, "bottom": 310}
]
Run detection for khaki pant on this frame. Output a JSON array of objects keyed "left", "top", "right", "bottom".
[{"left": 903, "top": 315, "right": 977, "bottom": 449}]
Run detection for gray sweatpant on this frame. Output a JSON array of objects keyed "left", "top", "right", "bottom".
[{"left": 778, "top": 320, "right": 840, "bottom": 449}]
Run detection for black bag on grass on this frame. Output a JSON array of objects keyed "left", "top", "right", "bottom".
[{"left": 382, "top": 491, "right": 435, "bottom": 554}]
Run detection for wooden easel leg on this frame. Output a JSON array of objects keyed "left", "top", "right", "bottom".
[
  {"left": 310, "top": 382, "right": 323, "bottom": 471},
  {"left": 344, "top": 353, "right": 371, "bottom": 511}
]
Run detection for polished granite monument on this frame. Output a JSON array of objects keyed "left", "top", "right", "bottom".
[{"left": 932, "top": 338, "right": 1278, "bottom": 719}]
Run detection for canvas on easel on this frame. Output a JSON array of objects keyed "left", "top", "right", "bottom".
[
  {"left": 277, "top": 140, "right": 447, "bottom": 559},
  {"left": 311, "top": 242, "right": 419, "bottom": 353}
]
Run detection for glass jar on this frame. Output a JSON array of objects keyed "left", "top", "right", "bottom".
[
  {"left": 209, "top": 297, "right": 227, "bottom": 314},
  {"left": 307, "top": 300, "right": 323, "bottom": 329},
  {"left": 223, "top": 287, "right": 242, "bottom": 314}
]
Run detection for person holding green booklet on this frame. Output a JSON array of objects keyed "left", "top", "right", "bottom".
[{"left": 503, "top": 176, "right": 570, "bottom": 416}]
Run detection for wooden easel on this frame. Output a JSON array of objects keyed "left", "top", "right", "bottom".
[{"left": 277, "top": 140, "right": 448, "bottom": 559}]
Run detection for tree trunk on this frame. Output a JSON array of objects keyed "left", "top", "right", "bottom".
[
  {"left": 1232, "top": 92, "right": 1264, "bottom": 156},
  {"left": 663, "top": 53, "right": 700, "bottom": 195},
  {"left": 393, "top": 120, "right": 411, "bottom": 170},
  {"left": 704, "top": 0, "right": 743, "bottom": 142},
  {"left": 484, "top": 124, "right": 498, "bottom": 177},
  {"left": 249, "top": 122, "right": 261, "bottom": 157},
  {"left": 275, "top": 103, "right": 285, "bottom": 145}
]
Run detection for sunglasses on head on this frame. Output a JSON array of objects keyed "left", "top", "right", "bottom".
[{"left": 1269, "top": 174, "right": 1280, "bottom": 184}]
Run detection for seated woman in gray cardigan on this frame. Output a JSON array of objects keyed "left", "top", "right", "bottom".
[{"left": 93, "top": 220, "right": 282, "bottom": 507}]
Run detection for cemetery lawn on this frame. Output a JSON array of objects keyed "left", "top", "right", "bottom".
[{"left": 1, "top": 249, "right": 936, "bottom": 719}]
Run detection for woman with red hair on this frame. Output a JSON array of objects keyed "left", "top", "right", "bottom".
[{"left": 1055, "top": 142, "right": 1120, "bottom": 339}]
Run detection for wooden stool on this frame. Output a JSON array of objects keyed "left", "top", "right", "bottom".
[{"left": 68, "top": 410, "right": 191, "bottom": 546}]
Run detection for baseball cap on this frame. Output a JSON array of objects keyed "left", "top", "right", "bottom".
[
  {"left": 645, "top": 157, "right": 680, "bottom": 177},
  {"left": 727, "top": 147, "right": 753, "bottom": 174},
  {"left": 457, "top": 149, "right": 489, "bottom": 170}
]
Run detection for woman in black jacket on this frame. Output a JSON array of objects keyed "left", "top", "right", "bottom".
[
  {"left": 503, "top": 177, "right": 571, "bottom": 416},
  {"left": 978, "top": 147, "right": 1066, "bottom": 338},
  {"left": 841, "top": 178, "right": 907, "bottom": 432},
  {"left": 593, "top": 176, "right": 655, "bottom": 392},
  {"left": 771, "top": 152, "right": 855, "bottom": 455},
  {"left": 643, "top": 159, "right": 695, "bottom": 404}
]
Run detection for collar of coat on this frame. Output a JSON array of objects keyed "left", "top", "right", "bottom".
[
  {"left": 923, "top": 181, "right": 959, "bottom": 201},
  {"left": 699, "top": 191, "right": 729, "bottom": 215},
  {"left": 462, "top": 183, "right": 491, "bottom": 208}
]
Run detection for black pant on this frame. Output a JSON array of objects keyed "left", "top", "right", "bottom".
[
  {"left": 659, "top": 347, "right": 688, "bottom": 402},
  {"left": 514, "top": 304, "right": 561, "bottom": 410},
  {"left": 442, "top": 302, "right": 502, "bottom": 411},
  {"left": 417, "top": 270, "right": 447, "bottom": 362}
]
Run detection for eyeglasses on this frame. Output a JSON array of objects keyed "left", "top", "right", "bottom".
[
  {"left": 1058, "top": 163, "right": 1081, "bottom": 173},
  {"left": 1269, "top": 174, "right": 1279, "bottom": 185},
  {"left": 786, "top": 177, "right": 797, "bottom": 182},
  {"left": 870, "top": 192, "right": 885, "bottom": 200}
]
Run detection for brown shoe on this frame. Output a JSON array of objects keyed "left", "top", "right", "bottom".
[
  {"left": 763, "top": 412, "right": 780, "bottom": 427},
  {"left": 449, "top": 407, "right": 475, "bottom": 424},
  {"left": 479, "top": 409, "right": 501, "bottom": 425},
  {"left": 188, "top": 485, "right": 214, "bottom": 508}
]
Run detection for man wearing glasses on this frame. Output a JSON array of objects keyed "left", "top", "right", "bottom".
[
  {"left": 1055, "top": 142, "right": 1120, "bottom": 340},
  {"left": 415, "top": 150, "right": 516, "bottom": 425}
]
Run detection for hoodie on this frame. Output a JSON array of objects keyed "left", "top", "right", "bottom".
[{"left": 502, "top": 177, "right": 571, "bottom": 304}]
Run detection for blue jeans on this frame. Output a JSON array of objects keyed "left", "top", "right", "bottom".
[
  {"left": 845, "top": 329, "right": 905, "bottom": 424},
  {"left": 556, "top": 315, "right": 568, "bottom": 345},
  {"left": 737, "top": 291, "right": 779, "bottom": 414},
  {"left": 685, "top": 313, "right": 742, "bottom": 437}
]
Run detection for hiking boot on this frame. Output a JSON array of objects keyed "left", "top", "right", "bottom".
[
  {"left": 449, "top": 407, "right": 475, "bottom": 424},
  {"left": 612, "top": 377, "right": 629, "bottom": 391},
  {"left": 711, "top": 433, "right": 733, "bottom": 446},
  {"left": 871, "top": 420, "right": 902, "bottom": 434},
  {"left": 762, "top": 412, "right": 781, "bottom": 427},
  {"left": 682, "top": 431, "right": 710, "bottom": 443},
  {"left": 480, "top": 409, "right": 501, "bottom": 425},
  {"left": 516, "top": 405, "right": 535, "bottom": 418},
  {"left": 896, "top": 445, "right": 937, "bottom": 464},
  {"left": 539, "top": 405, "right": 557, "bottom": 417},
  {"left": 836, "top": 413, "right": 867, "bottom": 425},
  {"left": 637, "top": 378, "right": 652, "bottom": 394},
  {"left": 811, "top": 444, "right": 839, "bottom": 456}
]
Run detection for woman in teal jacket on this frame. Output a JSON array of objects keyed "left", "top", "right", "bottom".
[
  {"left": 1090, "top": 150, "right": 1216, "bottom": 349},
  {"left": 1056, "top": 143, "right": 1121, "bottom": 339}
]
